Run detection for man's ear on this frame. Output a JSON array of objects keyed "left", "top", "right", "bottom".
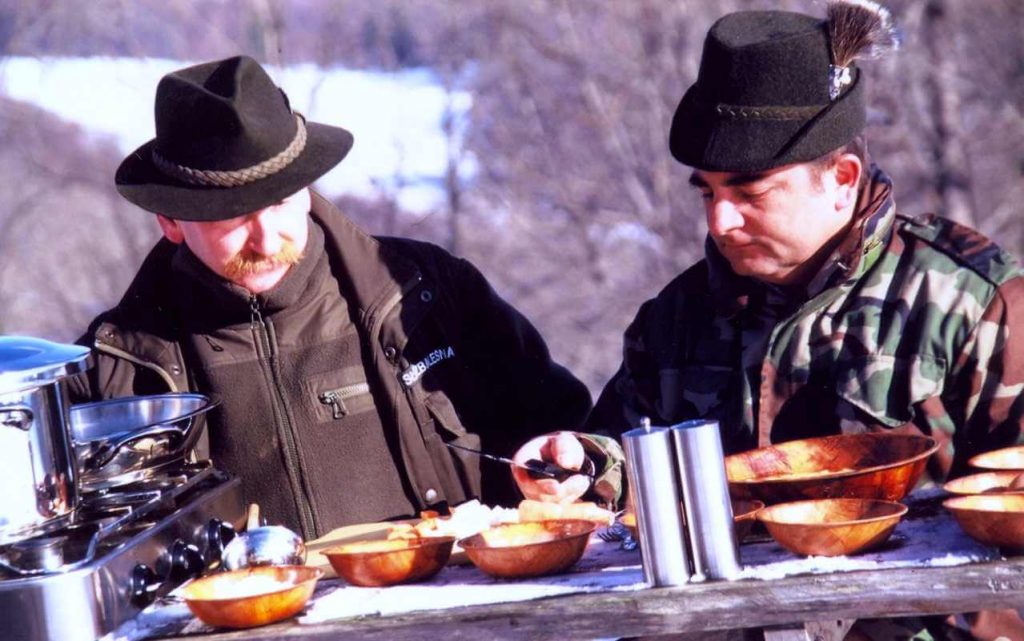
[
  {"left": 832, "top": 153, "right": 863, "bottom": 212},
  {"left": 156, "top": 214, "right": 185, "bottom": 244}
]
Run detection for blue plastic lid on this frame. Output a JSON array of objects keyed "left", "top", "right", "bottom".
[{"left": 0, "top": 336, "right": 91, "bottom": 395}]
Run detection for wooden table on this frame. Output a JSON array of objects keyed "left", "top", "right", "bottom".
[{"left": 143, "top": 493, "right": 1024, "bottom": 641}]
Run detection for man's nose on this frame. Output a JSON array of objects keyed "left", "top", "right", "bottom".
[
  {"left": 246, "top": 209, "right": 285, "bottom": 255},
  {"left": 706, "top": 198, "right": 744, "bottom": 236}
]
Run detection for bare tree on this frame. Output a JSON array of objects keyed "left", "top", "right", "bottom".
[
  {"left": 0, "top": 96, "right": 159, "bottom": 340},
  {"left": 919, "top": 0, "right": 975, "bottom": 226}
]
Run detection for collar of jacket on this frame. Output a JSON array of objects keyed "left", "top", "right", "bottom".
[
  {"left": 706, "top": 165, "right": 897, "bottom": 316},
  {"left": 94, "top": 191, "right": 422, "bottom": 358},
  {"left": 171, "top": 219, "right": 329, "bottom": 330},
  {"left": 308, "top": 191, "right": 422, "bottom": 327}
]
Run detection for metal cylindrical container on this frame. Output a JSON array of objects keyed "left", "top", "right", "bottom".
[
  {"left": 671, "top": 419, "right": 740, "bottom": 581},
  {"left": 0, "top": 336, "right": 91, "bottom": 545},
  {"left": 622, "top": 422, "right": 690, "bottom": 587}
]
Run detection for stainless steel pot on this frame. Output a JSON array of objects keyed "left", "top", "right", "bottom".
[
  {"left": 70, "top": 392, "right": 218, "bottom": 492},
  {"left": 0, "top": 336, "right": 91, "bottom": 546}
]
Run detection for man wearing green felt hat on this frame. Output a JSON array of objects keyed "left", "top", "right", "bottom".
[
  {"left": 588, "top": 2, "right": 1024, "bottom": 639},
  {"left": 71, "top": 55, "right": 624, "bottom": 541}
]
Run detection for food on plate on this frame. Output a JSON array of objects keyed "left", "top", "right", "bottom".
[
  {"left": 478, "top": 521, "right": 564, "bottom": 547},
  {"left": 208, "top": 573, "right": 296, "bottom": 599},
  {"left": 384, "top": 498, "right": 613, "bottom": 543},
  {"left": 517, "top": 499, "right": 615, "bottom": 525},
  {"left": 387, "top": 499, "right": 519, "bottom": 541}
]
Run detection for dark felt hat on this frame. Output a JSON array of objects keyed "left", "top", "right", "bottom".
[
  {"left": 669, "top": 10, "right": 866, "bottom": 172},
  {"left": 116, "top": 55, "right": 354, "bottom": 221}
]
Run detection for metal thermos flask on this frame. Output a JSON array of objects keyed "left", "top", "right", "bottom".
[
  {"left": 622, "top": 418, "right": 691, "bottom": 586},
  {"left": 671, "top": 419, "right": 741, "bottom": 581}
]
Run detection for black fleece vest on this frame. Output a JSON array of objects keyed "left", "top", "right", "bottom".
[{"left": 171, "top": 220, "right": 417, "bottom": 538}]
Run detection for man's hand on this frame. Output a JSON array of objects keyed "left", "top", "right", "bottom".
[{"left": 511, "top": 432, "right": 591, "bottom": 504}]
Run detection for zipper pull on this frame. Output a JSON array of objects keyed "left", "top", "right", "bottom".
[
  {"left": 249, "top": 294, "right": 262, "bottom": 326},
  {"left": 319, "top": 391, "right": 345, "bottom": 420}
]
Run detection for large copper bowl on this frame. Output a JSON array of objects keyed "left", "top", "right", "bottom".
[
  {"left": 458, "top": 519, "right": 595, "bottom": 579},
  {"left": 943, "top": 471, "right": 1024, "bottom": 496},
  {"left": 756, "top": 498, "right": 907, "bottom": 557},
  {"left": 726, "top": 433, "right": 938, "bottom": 504},
  {"left": 180, "top": 565, "right": 322, "bottom": 629},
  {"left": 969, "top": 445, "right": 1024, "bottom": 471},
  {"left": 322, "top": 536, "right": 455, "bottom": 587},
  {"left": 945, "top": 494, "right": 1024, "bottom": 548}
]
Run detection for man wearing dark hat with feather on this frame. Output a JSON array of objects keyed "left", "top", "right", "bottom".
[
  {"left": 70, "top": 55, "right": 622, "bottom": 541},
  {"left": 587, "top": 1, "right": 1024, "bottom": 639}
]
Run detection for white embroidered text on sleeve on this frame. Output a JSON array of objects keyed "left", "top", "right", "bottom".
[{"left": 401, "top": 346, "right": 456, "bottom": 386}]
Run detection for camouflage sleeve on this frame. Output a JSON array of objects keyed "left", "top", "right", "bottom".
[
  {"left": 573, "top": 432, "right": 625, "bottom": 508},
  {"left": 943, "top": 276, "right": 1024, "bottom": 478}
]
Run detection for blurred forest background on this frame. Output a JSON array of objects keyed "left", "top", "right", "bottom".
[{"left": 0, "top": 0, "right": 1021, "bottom": 394}]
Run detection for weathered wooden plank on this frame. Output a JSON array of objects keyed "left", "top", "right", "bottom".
[{"left": 172, "top": 559, "right": 1024, "bottom": 641}]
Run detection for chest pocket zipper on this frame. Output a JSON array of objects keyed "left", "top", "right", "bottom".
[{"left": 319, "top": 382, "right": 372, "bottom": 420}]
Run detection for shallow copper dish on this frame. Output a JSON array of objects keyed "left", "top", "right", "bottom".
[
  {"left": 458, "top": 519, "right": 595, "bottom": 579},
  {"left": 726, "top": 433, "right": 938, "bottom": 504},
  {"left": 943, "top": 471, "right": 1024, "bottom": 496},
  {"left": 732, "top": 498, "right": 765, "bottom": 541},
  {"left": 944, "top": 494, "right": 1024, "bottom": 548},
  {"left": 969, "top": 446, "right": 1024, "bottom": 472},
  {"left": 322, "top": 536, "right": 455, "bottom": 587},
  {"left": 756, "top": 498, "right": 907, "bottom": 557},
  {"left": 180, "top": 565, "right": 322, "bottom": 629}
]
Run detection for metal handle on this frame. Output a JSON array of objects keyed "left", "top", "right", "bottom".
[
  {"left": 84, "top": 424, "right": 185, "bottom": 471},
  {"left": 245, "top": 503, "right": 262, "bottom": 530},
  {"left": 0, "top": 405, "right": 33, "bottom": 431}
]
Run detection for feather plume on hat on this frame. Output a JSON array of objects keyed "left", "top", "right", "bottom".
[{"left": 826, "top": 0, "right": 902, "bottom": 99}]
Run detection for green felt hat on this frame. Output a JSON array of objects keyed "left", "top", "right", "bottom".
[{"left": 669, "top": 10, "right": 866, "bottom": 172}]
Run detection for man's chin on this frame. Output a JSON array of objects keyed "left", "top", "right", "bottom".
[
  {"left": 726, "top": 259, "right": 787, "bottom": 284},
  {"left": 233, "top": 265, "right": 291, "bottom": 294}
]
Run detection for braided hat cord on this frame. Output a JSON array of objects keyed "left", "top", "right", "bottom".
[{"left": 151, "top": 114, "right": 307, "bottom": 188}]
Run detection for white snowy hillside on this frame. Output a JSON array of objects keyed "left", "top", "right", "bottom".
[{"left": 0, "top": 56, "right": 475, "bottom": 212}]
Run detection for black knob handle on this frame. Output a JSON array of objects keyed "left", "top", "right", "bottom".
[
  {"left": 204, "top": 518, "right": 236, "bottom": 565},
  {"left": 167, "top": 540, "right": 205, "bottom": 584},
  {"left": 130, "top": 564, "right": 159, "bottom": 608}
]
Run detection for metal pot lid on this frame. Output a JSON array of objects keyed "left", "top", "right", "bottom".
[{"left": 0, "top": 336, "right": 91, "bottom": 395}]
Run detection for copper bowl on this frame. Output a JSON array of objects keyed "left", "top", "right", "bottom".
[
  {"left": 732, "top": 498, "right": 765, "bottom": 541},
  {"left": 180, "top": 565, "right": 322, "bottom": 629},
  {"left": 458, "top": 519, "right": 595, "bottom": 579},
  {"left": 969, "top": 446, "right": 1024, "bottom": 471},
  {"left": 756, "top": 498, "right": 907, "bottom": 557},
  {"left": 726, "top": 433, "right": 938, "bottom": 504},
  {"left": 943, "top": 471, "right": 1024, "bottom": 496},
  {"left": 944, "top": 494, "right": 1024, "bottom": 548},
  {"left": 621, "top": 498, "right": 764, "bottom": 542},
  {"left": 322, "top": 536, "right": 455, "bottom": 587}
]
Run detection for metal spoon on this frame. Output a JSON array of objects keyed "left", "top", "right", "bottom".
[{"left": 221, "top": 504, "right": 306, "bottom": 570}]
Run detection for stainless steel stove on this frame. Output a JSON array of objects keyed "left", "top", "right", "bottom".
[{"left": 0, "top": 464, "right": 245, "bottom": 641}]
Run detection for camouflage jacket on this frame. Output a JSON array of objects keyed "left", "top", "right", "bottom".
[{"left": 588, "top": 168, "right": 1024, "bottom": 479}]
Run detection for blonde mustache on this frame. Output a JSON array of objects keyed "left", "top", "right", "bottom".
[{"left": 223, "top": 241, "right": 303, "bottom": 280}]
